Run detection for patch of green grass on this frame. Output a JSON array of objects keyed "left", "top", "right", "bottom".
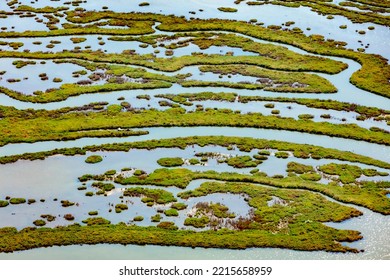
[
  {"left": 171, "top": 202, "right": 187, "bottom": 210},
  {"left": 184, "top": 216, "right": 210, "bottom": 228},
  {"left": 0, "top": 200, "right": 9, "bottom": 207},
  {"left": 133, "top": 216, "right": 144, "bottom": 221},
  {"left": 218, "top": 7, "right": 238, "bottom": 13},
  {"left": 151, "top": 214, "right": 162, "bottom": 222},
  {"left": 9, "top": 198, "right": 26, "bottom": 205},
  {"left": 61, "top": 200, "right": 75, "bottom": 207},
  {"left": 70, "top": 37, "right": 87, "bottom": 44},
  {"left": 115, "top": 203, "right": 128, "bottom": 213},
  {"left": 275, "top": 151, "right": 289, "bottom": 158},
  {"left": 157, "top": 157, "right": 184, "bottom": 167},
  {"left": 157, "top": 221, "right": 178, "bottom": 230},
  {"left": 82, "top": 217, "right": 111, "bottom": 226},
  {"left": 164, "top": 208, "right": 179, "bottom": 217},
  {"left": 85, "top": 155, "right": 103, "bottom": 164},
  {"left": 123, "top": 187, "right": 177, "bottom": 204},
  {"left": 226, "top": 156, "right": 259, "bottom": 168},
  {"left": 287, "top": 162, "right": 314, "bottom": 174},
  {"left": 33, "top": 220, "right": 46, "bottom": 227}
]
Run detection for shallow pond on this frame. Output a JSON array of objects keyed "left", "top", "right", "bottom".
[{"left": 0, "top": 58, "right": 96, "bottom": 93}]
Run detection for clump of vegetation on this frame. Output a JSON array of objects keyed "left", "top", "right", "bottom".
[
  {"left": 123, "top": 187, "right": 177, "bottom": 205},
  {"left": 9, "top": 198, "right": 26, "bottom": 205},
  {"left": 156, "top": 221, "right": 178, "bottom": 230},
  {"left": 27, "top": 199, "right": 36, "bottom": 205},
  {"left": 300, "top": 173, "right": 322, "bottom": 181},
  {"left": 184, "top": 216, "right": 210, "bottom": 228},
  {"left": 264, "top": 103, "right": 275, "bottom": 108},
  {"left": 88, "top": 211, "right": 98, "bottom": 216},
  {"left": 12, "top": 60, "right": 36, "bottom": 69},
  {"left": 82, "top": 217, "right": 111, "bottom": 226},
  {"left": 85, "top": 155, "right": 103, "bottom": 164},
  {"left": 40, "top": 214, "right": 56, "bottom": 222},
  {"left": 171, "top": 202, "right": 187, "bottom": 210},
  {"left": 275, "top": 151, "right": 289, "bottom": 158},
  {"left": 0, "top": 200, "right": 9, "bottom": 207},
  {"left": 195, "top": 202, "right": 235, "bottom": 219},
  {"left": 298, "top": 114, "right": 314, "bottom": 120},
  {"left": 53, "top": 78, "right": 63, "bottom": 83},
  {"left": 218, "top": 7, "right": 238, "bottom": 13},
  {"left": 258, "top": 150, "right": 271, "bottom": 156},
  {"left": 139, "top": 2, "right": 150, "bottom": 6},
  {"left": 70, "top": 37, "right": 87, "bottom": 44},
  {"left": 33, "top": 220, "right": 46, "bottom": 227},
  {"left": 115, "top": 203, "right": 128, "bottom": 213},
  {"left": 151, "top": 214, "right": 162, "bottom": 222},
  {"left": 64, "top": 214, "right": 74, "bottom": 221},
  {"left": 136, "top": 94, "right": 151, "bottom": 100},
  {"left": 189, "top": 158, "right": 200, "bottom": 165},
  {"left": 133, "top": 216, "right": 144, "bottom": 221},
  {"left": 164, "top": 208, "right": 179, "bottom": 216},
  {"left": 226, "top": 155, "right": 259, "bottom": 168},
  {"left": 61, "top": 200, "right": 75, "bottom": 207},
  {"left": 157, "top": 157, "right": 184, "bottom": 167},
  {"left": 287, "top": 162, "right": 314, "bottom": 174},
  {"left": 318, "top": 163, "right": 386, "bottom": 184},
  {"left": 92, "top": 182, "right": 115, "bottom": 193}
]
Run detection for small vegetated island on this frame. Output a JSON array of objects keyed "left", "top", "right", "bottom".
[{"left": 0, "top": 0, "right": 389, "bottom": 258}]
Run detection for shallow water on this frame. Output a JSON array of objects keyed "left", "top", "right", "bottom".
[
  {"left": 0, "top": 58, "right": 95, "bottom": 93},
  {"left": 1, "top": 126, "right": 389, "bottom": 162},
  {"left": 1, "top": 0, "right": 389, "bottom": 260}
]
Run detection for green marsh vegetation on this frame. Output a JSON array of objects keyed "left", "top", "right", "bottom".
[
  {"left": 115, "top": 203, "right": 128, "bottom": 213},
  {"left": 0, "top": 3, "right": 389, "bottom": 254},
  {"left": 0, "top": 200, "right": 9, "bottom": 207},
  {"left": 0, "top": 105, "right": 389, "bottom": 147},
  {"left": 87, "top": 161, "right": 390, "bottom": 214},
  {"left": 2, "top": 135, "right": 389, "bottom": 169},
  {"left": 244, "top": 0, "right": 390, "bottom": 26},
  {"left": 225, "top": 155, "right": 260, "bottom": 168},
  {"left": 1, "top": 9, "right": 388, "bottom": 97},
  {"left": 218, "top": 7, "right": 238, "bottom": 13},
  {"left": 157, "top": 157, "right": 184, "bottom": 167},
  {"left": 85, "top": 155, "right": 103, "bottom": 163},
  {"left": 0, "top": 181, "right": 365, "bottom": 253},
  {"left": 164, "top": 208, "right": 179, "bottom": 217},
  {"left": 9, "top": 198, "right": 26, "bottom": 205},
  {"left": 155, "top": 92, "right": 389, "bottom": 119},
  {"left": 82, "top": 217, "right": 111, "bottom": 226},
  {"left": 33, "top": 219, "right": 46, "bottom": 227},
  {"left": 122, "top": 187, "right": 177, "bottom": 205},
  {"left": 40, "top": 214, "right": 56, "bottom": 222},
  {"left": 198, "top": 65, "right": 337, "bottom": 93},
  {"left": 133, "top": 216, "right": 144, "bottom": 222}
]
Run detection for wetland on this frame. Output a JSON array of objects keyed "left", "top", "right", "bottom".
[{"left": 0, "top": 0, "right": 389, "bottom": 260}]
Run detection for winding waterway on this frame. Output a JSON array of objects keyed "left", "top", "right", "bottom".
[{"left": 0, "top": 0, "right": 389, "bottom": 260}]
